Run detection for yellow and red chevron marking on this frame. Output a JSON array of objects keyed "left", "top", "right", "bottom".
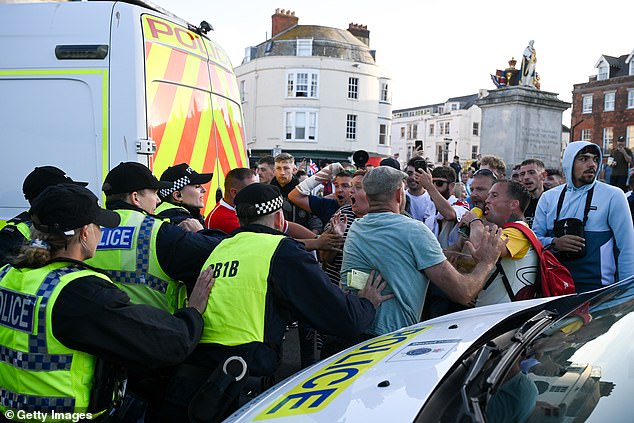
[
  {"left": 142, "top": 15, "right": 246, "bottom": 216},
  {"left": 205, "top": 95, "right": 247, "bottom": 212}
]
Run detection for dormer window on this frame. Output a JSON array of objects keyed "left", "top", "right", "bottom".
[
  {"left": 598, "top": 64, "right": 609, "bottom": 81},
  {"left": 296, "top": 39, "right": 312, "bottom": 56},
  {"left": 630, "top": 60, "right": 634, "bottom": 76}
]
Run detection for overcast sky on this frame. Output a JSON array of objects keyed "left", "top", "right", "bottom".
[{"left": 155, "top": 0, "right": 633, "bottom": 123}]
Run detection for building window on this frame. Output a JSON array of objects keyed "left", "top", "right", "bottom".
[
  {"left": 400, "top": 127, "right": 405, "bottom": 139},
  {"left": 598, "top": 64, "right": 609, "bottom": 81},
  {"left": 438, "top": 106, "right": 444, "bottom": 114},
  {"left": 602, "top": 127, "right": 613, "bottom": 154},
  {"left": 348, "top": 77, "right": 359, "bottom": 99},
  {"left": 346, "top": 114, "right": 357, "bottom": 140},
  {"left": 285, "top": 110, "right": 317, "bottom": 142},
  {"left": 630, "top": 61, "right": 634, "bottom": 76},
  {"left": 472, "top": 146, "right": 478, "bottom": 160},
  {"left": 472, "top": 122, "right": 480, "bottom": 136},
  {"left": 628, "top": 89, "right": 634, "bottom": 109},
  {"left": 239, "top": 80, "right": 246, "bottom": 102},
  {"left": 581, "top": 129, "right": 592, "bottom": 143},
  {"left": 429, "top": 123, "right": 434, "bottom": 136},
  {"left": 287, "top": 70, "right": 319, "bottom": 98},
  {"left": 627, "top": 126, "right": 634, "bottom": 148},
  {"left": 379, "top": 123, "right": 388, "bottom": 145},
  {"left": 436, "top": 145, "right": 443, "bottom": 163},
  {"left": 439, "top": 121, "right": 450, "bottom": 135},
  {"left": 450, "top": 103, "right": 459, "bottom": 111},
  {"left": 296, "top": 39, "right": 312, "bottom": 56},
  {"left": 406, "top": 123, "right": 417, "bottom": 140},
  {"left": 582, "top": 95, "right": 593, "bottom": 113},
  {"left": 604, "top": 92, "right": 615, "bottom": 112},
  {"left": 380, "top": 82, "right": 390, "bottom": 103}
]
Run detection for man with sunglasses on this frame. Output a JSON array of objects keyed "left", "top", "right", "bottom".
[
  {"left": 418, "top": 167, "right": 470, "bottom": 248},
  {"left": 417, "top": 166, "right": 471, "bottom": 317}
]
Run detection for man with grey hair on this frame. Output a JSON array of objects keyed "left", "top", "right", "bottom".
[{"left": 341, "top": 166, "right": 506, "bottom": 337}]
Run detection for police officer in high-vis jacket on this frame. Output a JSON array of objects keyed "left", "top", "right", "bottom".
[
  {"left": 155, "top": 163, "right": 213, "bottom": 227},
  {"left": 86, "top": 162, "right": 223, "bottom": 311},
  {"left": 174, "top": 183, "right": 394, "bottom": 419},
  {"left": 0, "top": 184, "right": 213, "bottom": 421},
  {"left": 0, "top": 166, "right": 87, "bottom": 267}
]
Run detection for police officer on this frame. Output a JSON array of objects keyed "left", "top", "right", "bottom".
[
  {"left": 178, "top": 183, "right": 393, "bottom": 418},
  {"left": 0, "top": 166, "right": 87, "bottom": 266},
  {"left": 0, "top": 184, "right": 213, "bottom": 420},
  {"left": 155, "top": 163, "right": 213, "bottom": 227},
  {"left": 86, "top": 162, "right": 223, "bottom": 312}
]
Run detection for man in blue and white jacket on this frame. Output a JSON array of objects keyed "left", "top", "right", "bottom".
[{"left": 533, "top": 141, "right": 634, "bottom": 293}]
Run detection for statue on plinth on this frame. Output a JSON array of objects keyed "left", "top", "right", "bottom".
[{"left": 491, "top": 41, "right": 539, "bottom": 89}]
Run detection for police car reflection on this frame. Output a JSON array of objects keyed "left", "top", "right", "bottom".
[{"left": 225, "top": 276, "right": 634, "bottom": 422}]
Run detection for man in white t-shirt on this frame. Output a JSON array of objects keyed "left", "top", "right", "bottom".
[{"left": 405, "top": 156, "right": 433, "bottom": 221}]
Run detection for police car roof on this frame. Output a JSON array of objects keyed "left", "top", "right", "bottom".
[{"left": 225, "top": 298, "right": 551, "bottom": 423}]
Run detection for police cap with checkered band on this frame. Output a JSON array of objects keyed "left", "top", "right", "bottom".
[
  {"left": 234, "top": 183, "right": 284, "bottom": 219},
  {"left": 158, "top": 163, "right": 213, "bottom": 200}
]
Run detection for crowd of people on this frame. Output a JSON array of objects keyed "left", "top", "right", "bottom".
[{"left": 1, "top": 139, "right": 634, "bottom": 421}]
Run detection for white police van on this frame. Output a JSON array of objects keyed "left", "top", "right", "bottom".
[{"left": 225, "top": 277, "right": 634, "bottom": 422}]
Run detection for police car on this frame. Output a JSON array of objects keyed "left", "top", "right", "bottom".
[{"left": 225, "top": 277, "right": 634, "bottom": 422}]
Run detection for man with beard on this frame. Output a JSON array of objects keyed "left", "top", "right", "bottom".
[
  {"left": 418, "top": 166, "right": 470, "bottom": 318},
  {"left": 533, "top": 142, "right": 634, "bottom": 293},
  {"left": 465, "top": 180, "right": 538, "bottom": 306},
  {"left": 518, "top": 159, "right": 547, "bottom": 228},
  {"left": 468, "top": 168, "right": 498, "bottom": 210}
]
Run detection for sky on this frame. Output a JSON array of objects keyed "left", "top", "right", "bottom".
[{"left": 154, "top": 0, "right": 633, "bottom": 124}]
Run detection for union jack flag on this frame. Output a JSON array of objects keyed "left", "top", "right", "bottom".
[{"left": 308, "top": 159, "right": 319, "bottom": 175}]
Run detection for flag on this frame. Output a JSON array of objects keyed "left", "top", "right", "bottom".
[{"left": 308, "top": 159, "right": 319, "bottom": 175}]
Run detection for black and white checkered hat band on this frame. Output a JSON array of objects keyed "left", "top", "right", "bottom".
[
  {"left": 254, "top": 195, "right": 283, "bottom": 215},
  {"left": 159, "top": 176, "right": 191, "bottom": 198}
]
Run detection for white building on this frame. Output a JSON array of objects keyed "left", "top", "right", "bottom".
[
  {"left": 391, "top": 92, "right": 487, "bottom": 168},
  {"left": 236, "top": 9, "right": 392, "bottom": 164}
]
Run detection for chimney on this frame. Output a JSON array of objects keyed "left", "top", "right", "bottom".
[
  {"left": 271, "top": 8, "right": 298, "bottom": 38},
  {"left": 347, "top": 23, "right": 370, "bottom": 46}
]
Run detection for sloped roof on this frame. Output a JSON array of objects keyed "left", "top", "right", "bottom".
[
  {"left": 251, "top": 24, "right": 375, "bottom": 64},
  {"left": 597, "top": 54, "right": 630, "bottom": 78},
  {"left": 447, "top": 93, "right": 479, "bottom": 109}
]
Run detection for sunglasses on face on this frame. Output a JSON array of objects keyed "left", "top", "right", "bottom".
[
  {"left": 433, "top": 180, "right": 449, "bottom": 187},
  {"left": 473, "top": 168, "right": 498, "bottom": 180}
]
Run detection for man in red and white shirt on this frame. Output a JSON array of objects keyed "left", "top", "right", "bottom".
[{"left": 206, "top": 168, "right": 257, "bottom": 233}]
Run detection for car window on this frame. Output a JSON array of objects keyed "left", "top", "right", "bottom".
[{"left": 421, "top": 283, "right": 634, "bottom": 423}]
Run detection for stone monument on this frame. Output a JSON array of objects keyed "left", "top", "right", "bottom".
[{"left": 479, "top": 41, "right": 569, "bottom": 171}]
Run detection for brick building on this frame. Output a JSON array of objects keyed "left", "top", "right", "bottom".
[{"left": 571, "top": 50, "right": 634, "bottom": 154}]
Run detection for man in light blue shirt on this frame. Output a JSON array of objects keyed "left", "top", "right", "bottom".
[{"left": 341, "top": 166, "right": 505, "bottom": 336}]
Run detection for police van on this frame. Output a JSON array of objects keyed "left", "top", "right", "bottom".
[
  {"left": 0, "top": 0, "right": 248, "bottom": 221},
  {"left": 225, "top": 277, "right": 634, "bottom": 422}
]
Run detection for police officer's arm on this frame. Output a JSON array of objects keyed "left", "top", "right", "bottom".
[
  {"left": 52, "top": 276, "right": 206, "bottom": 368},
  {"left": 268, "top": 238, "right": 377, "bottom": 339},
  {"left": 156, "top": 223, "right": 223, "bottom": 288}
]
